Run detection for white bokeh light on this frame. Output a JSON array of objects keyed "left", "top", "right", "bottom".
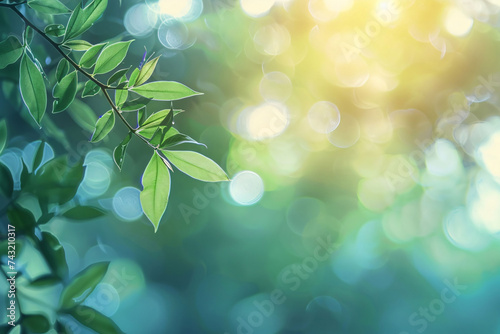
[
  {"left": 158, "top": 0, "right": 193, "bottom": 18},
  {"left": 240, "top": 0, "right": 276, "bottom": 17},
  {"left": 230, "top": 171, "right": 264, "bottom": 206}
]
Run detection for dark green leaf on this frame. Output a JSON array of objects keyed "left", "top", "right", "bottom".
[
  {"left": 53, "top": 71, "right": 78, "bottom": 113},
  {"left": 45, "top": 24, "right": 66, "bottom": 37},
  {"left": 62, "top": 40, "right": 93, "bottom": 51},
  {"left": 0, "top": 36, "right": 23, "bottom": 69},
  {"left": 160, "top": 133, "right": 207, "bottom": 149},
  {"left": 131, "top": 81, "right": 202, "bottom": 101},
  {"left": 91, "top": 110, "right": 115, "bottom": 142},
  {"left": 64, "top": 0, "right": 108, "bottom": 42},
  {"left": 69, "top": 306, "right": 124, "bottom": 334},
  {"left": 28, "top": 0, "right": 70, "bottom": 14},
  {"left": 135, "top": 56, "right": 159, "bottom": 86},
  {"left": 121, "top": 96, "right": 151, "bottom": 111},
  {"left": 0, "top": 119, "right": 6, "bottom": 155},
  {"left": 62, "top": 206, "right": 106, "bottom": 220},
  {"left": 20, "top": 52, "right": 47, "bottom": 126},
  {"left": 137, "top": 107, "right": 147, "bottom": 127},
  {"left": 56, "top": 59, "right": 69, "bottom": 83},
  {"left": 163, "top": 150, "right": 229, "bottom": 182},
  {"left": 94, "top": 40, "right": 133, "bottom": 75},
  {"left": 67, "top": 99, "right": 97, "bottom": 132},
  {"left": 149, "top": 109, "right": 173, "bottom": 146},
  {"left": 60, "top": 262, "right": 109, "bottom": 310},
  {"left": 79, "top": 42, "right": 107, "bottom": 68},
  {"left": 128, "top": 67, "right": 139, "bottom": 87},
  {"left": 113, "top": 132, "right": 132, "bottom": 170},
  {"left": 0, "top": 163, "right": 13, "bottom": 198},
  {"left": 22, "top": 314, "right": 51, "bottom": 333},
  {"left": 140, "top": 152, "right": 170, "bottom": 232},
  {"left": 40, "top": 231, "right": 69, "bottom": 279},
  {"left": 7, "top": 205, "right": 36, "bottom": 234},
  {"left": 29, "top": 275, "right": 61, "bottom": 287},
  {"left": 32, "top": 141, "right": 45, "bottom": 172},
  {"left": 81, "top": 80, "right": 100, "bottom": 98},
  {"left": 107, "top": 67, "right": 130, "bottom": 86}
]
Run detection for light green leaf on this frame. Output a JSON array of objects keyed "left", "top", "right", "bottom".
[
  {"left": 121, "top": 96, "right": 151, "bottom": 111},
  {"left": 44, "top": 24, "right": 66, "bottom": 37},
  {"left": 52, "top": 71, "right": 78, "bottom": 113},
  {"left": 28, "top": 0, "right": 70, "bottom": 14},
  {"left": 137, "top": 106, "right": 147, "bottom": 127},
  {"left": 160, "top": 133, "right": 207, "bottom": 149},
  {"left": 114, "top": 76, "right": 128, "bottom": 107},
  {"left": 55, "top": 58, "right": 69, "bottom": 82},
  {"left": 19, "top": 52, "right": 47, "bottom": 126},
  {"left": 94, "top": 40, "right": 133, "bottom": 75},
  {"left": 82, "top": 80, "right": 100, "bottom": 98},
  {"left": 149, "top": 109, "right": 173, "bottom": 146},
  {"left": 113, "top": 132, "right": 132, "bottom": 170},
  {"left": 69, "top": 306, "right": 124, "bottom": 334},
  {"left": 0, "top": 36, "right": 23, "bottom": 69},
  {"left": 91, "top": 110, "right": 115, "bottom": 142},
  {"left": 140, "top": 152, "right": 170, "bottom": 232},
  {"left": 137, "top": 108, "right": 183, "bottom": 137},
  {"left": 62, "top": 39, "right": 92, "bottom": 51},
  {"left": 62, "top": 206, "right": 106, "bottom": 220},
  {"left": 131, "top": 81, "right": 202, "bottom": 101},
  {"left": 128, "top": 67, "right": 139, "bottom": 87},
  {"left": 0, "top": 119, "right": 6, "bottom": 155},
  {"left": 64, "top": 0, "right": 108, "bottom": 42},
  {"left": 79, "top": 42, "right": 107, "bottom": 68},
  {"left": 136, "top": 56, "right": 159, "bottom": 86},
  {"left": 23, "top": 26, "right": 34, "bottom": 46},
  {"left": 59, "top": 262, "right": 109, "bottom": 310},
  {"left": 68, "top": 99, "right": 97, "bottom": 132},
  {"left": 107, "top": 67, "right": 130, "bottom": 86},
  {"left": 163, "top": 150, "right": 229, "bottom": 182}
]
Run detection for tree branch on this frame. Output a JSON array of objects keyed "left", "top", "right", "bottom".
[{"left": 7, "top": 4, "right": 158, "bottom": 151}]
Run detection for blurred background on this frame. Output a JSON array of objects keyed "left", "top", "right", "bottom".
[{"left": 2, "top": 0, "right": 500, "bottom": 333}]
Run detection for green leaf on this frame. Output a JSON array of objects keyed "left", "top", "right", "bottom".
[
  {"left": 40, "top": 231, "right": 68, "bottom": 279},
  {"left": 140, "top": 152, "right": 170, "bottom": 232},
  {"left": 0, "top": 36, "right": 23, "bottom": 69},
  {"left": 0, "top": 162, "right": 13, "bottom": 198},
  {"left": 137, "top": 108, "right": 183, "bottom": 137},
  {"left": 62, "top": 39, "right": 93, "bottom": 51},
  {"left": 149, "top": 109, "right": 173, "bottom": 146},
  {"left": 28, "top": 0, "right": 70, "bottom": 14},
  {"left": 67, "top": 99, "right": 97, "bottom": 132},
  {"left": 69, "top": 306, "right": 124, "bottom": 334},
  {"left": 8, "top": 325, "right": 21, "bottom": 334},
  {"left": 7, "top": 205, "right": 36, "bottom": 235},
  {"left": 32, "top": 141, "right": 45, "bottom": 172},
  {"left": 114, "top": 77, "right": 128, "bottom": 107},
  {"left": 64, "top": 0, "right": 108, "bottom": 42},
  {"left": 29, "top": 275, "right": 61, "bottom": 287},
  {"left": 0, "top": 119, "right": 6, "bottom": 155},
  {"left": 107, "top": 67, "right": 130, "bottom": 86},
  {"left": 23, "top": 26, "right": 34, "bottom": 46},
  {"left": 55, "top": 59, "right": 69, "bottom": 83},
  {"left": 131, "top": 81, "right": 202, "bottom": 101},
  {"left": 62, "top": 206, "right": 106, "bottom": 220},
  {"left": 94, "top": 40, "right": 133, "bottom": 75},
  {"left": 113, "top": 132, "right": 132, "bottom": 170},
  {"left": 44, "top": 24, "right": 66, "bottom": 37},
  {"left": 91, "top": 110, "right": 115, "bottom": 142},
  {"left": 19, "top": 52, "right": 47, "bottom": 126},
  {"left": 121, "top": 96, "right": 151, "bottom": 111},
  {"left": 128, "top": 68, "right": 139, "bottom": 87},
  {"left": 82, "top": 80, "right": 100, "bottom": 98},
  {"left": 137, "top": 107, "right": 147, "bottom": 127},
  {"left": 163, "top": 150, "right": 229, "bottom": 182},
  {"left": 79, "top": 42, "right": 107, "bottom": 68},
  {"left": 22, "top": 314, "right": 51, "bottom": 333},
  {"left": 52, "top": 71, "right": 78, "bottom": 113},
  {"left": 160, "top": 133, "right": 207, "bottom": 149},
  {"left": 59, "top": 262, "right": 109, "bottom": 310},
  {"left": 136, "top": 56, "right": 159, "bottom": 86}
]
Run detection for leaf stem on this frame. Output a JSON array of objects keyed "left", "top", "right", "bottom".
[{"left": 7, "top": 4, "right": 158, "bottom": 151}]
